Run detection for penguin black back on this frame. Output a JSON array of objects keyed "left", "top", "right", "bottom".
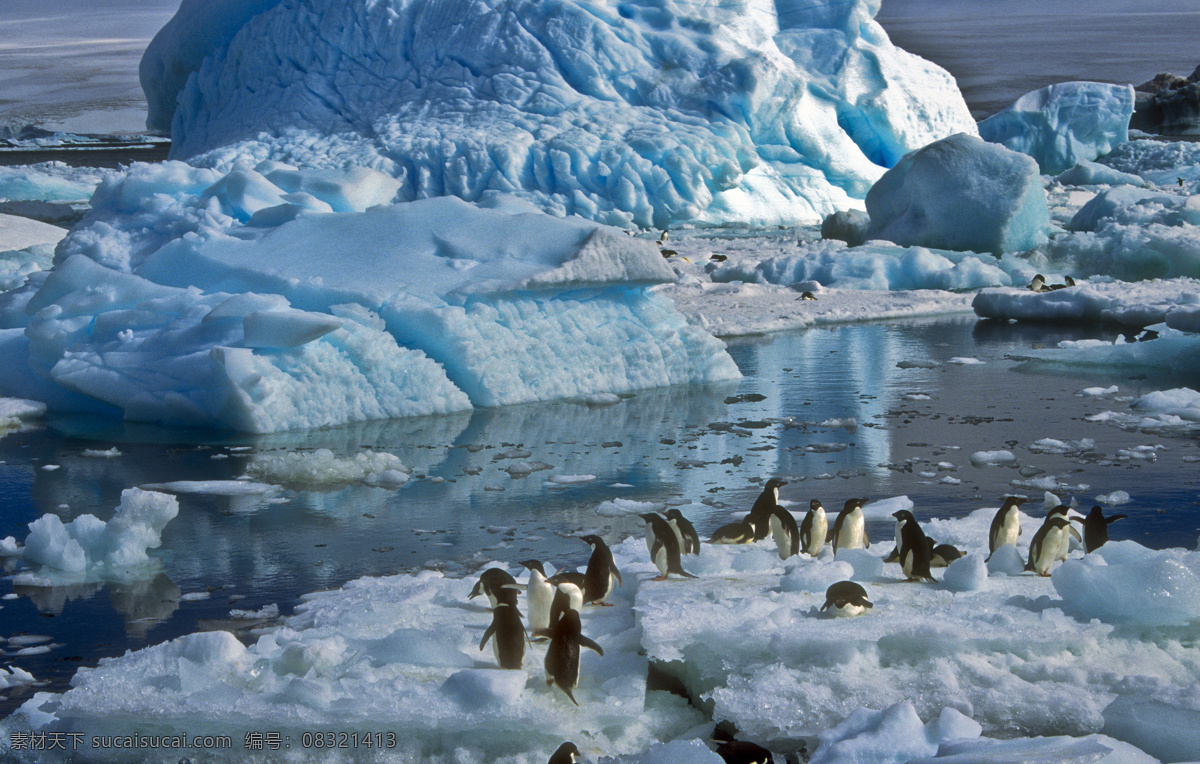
[
  {"left": 747, "top": 478, "right": 788, "bottom": 541},
  {"left": 479, "top": 601, "right": 526, "bottom": 669},
  {"left": 544, "top": 608, "right": 603, "bottom": 705},
  {"left": 547, "top": 742, "right": 579, "bottom": 764},
  {"left": 664, "top": 508, "right": 701, "bottom": 555},
  {"left": 1080, "top": 505, "right": 1127, "bottom": 553},
  {"left": 893, "top": 509, "right": 935, "bottom": 582},
  {"left": 579, "top": 535, "right": 622, "bottom": 604},
  {"left": 711, "top": 721, "right": 775, "bottom": 764}
]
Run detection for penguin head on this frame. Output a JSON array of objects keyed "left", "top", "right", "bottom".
[
  {"left": 548, "top": 741, "right": 579, "bottom": 764},
  {"left": 1047, "top": 516, "right": 1071, "bottom": 530},
  {"left": 637, "top": 513, "right": 659, "bottom": 525},
  {"left": 810, "top": 499, "right": 823, "bottom": 511},
  {"left": 1047, "top": 505, "right": 1071, "bottom": 519},
  {"left": 1086, "top": 505, "right": 1104, "bottom": 519},
  {"left": 664, "top": 509, "right": 684, "bottom": 521},
  {"left": 519, "top": 559, "right": 547, "bottom": 576},
  {"left": 1002, "top": 496, "right": 1028, "bottom": 510},
  {"left": 891, "top": 509, "right": 915, "bottom": 523},
  {"left": 579, "top": 534, "right": 603, "bottom": 549}
]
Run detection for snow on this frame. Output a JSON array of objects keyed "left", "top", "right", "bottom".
[
  {"left": 15, "top": 487, "right": 178, "bottom": 583},
  {"left": 141, "top": 0, "right": 975, "bottom": 228},
  {"left": 864, "top": 133, "right": 1050, "bottom": 256},
  {"left": 977, "top": 82, "right": 1135, "bottom": 175}
]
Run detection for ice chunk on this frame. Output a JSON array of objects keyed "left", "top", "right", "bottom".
[
  {"left": 811, "top": 702, "right": 981, "bottom": 764},
  {"left": 942, "top": 554, "right": 987, "bottom": 592},
  {"left": 245, "top": 449, "right": 410, "bottom": 487},
  {"left": 0, "top": 213, "right": 68, "bottom": 252},
  {"left": 20, "top": 488, "right": 179, "bottom": 581},
  {"left": 600, "top": 739, "right": 725, "bottom": 763},
  {"left": 1053, "top": 541, "right": 1200, "bottom": 626},
  {"left": 865, "top": 133, "right": 1050, "bottom": 256},
  {"left": 1102, "top": 695, "right": 1200, "bottom": 763},
  {"left": 978, "top": 82, "right": 1135, "bottom": 175},
  {"left": 1054, "top": 160, "right": 1145, "bottom": 188},
  {"left": 141, "top": 0, "right": 975, "bottom": 227},
  {"left": 439, "top": 669, "right": 528, "bottom": 710},
  {"left": 969, "top": 450, "right": 1016, "bottom": 467}
]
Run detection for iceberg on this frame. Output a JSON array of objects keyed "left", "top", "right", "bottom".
[
  {"left": 0, "top": 162, "right": 739, "bottom": 432},
  {"left": 140, "top": 0, "right": 975, "bottom": 227},
  {"left": 978, "top": 82, "right": 1135, "bottom": 175},
  {"left": 864, "top": 133, "right": 1051, "bottom": 256}
]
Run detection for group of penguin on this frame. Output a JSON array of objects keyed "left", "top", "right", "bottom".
[{"left": 471, "top": 478, "right": 1129, "bottom": 764}]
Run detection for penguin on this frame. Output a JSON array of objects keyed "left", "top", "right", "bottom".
[
  {"left": 747, "top": 478, "right": 788, "bottom": 541},
  {"left": 986, "top": 497, "right": 1027, "bottom": 562},
  {"left": 664, "top": 508, "right": 701, "bottom": 555},
  {"left": 799, "top": 499, "right": 827, "bottom": 557},
  {"left": 1028, "top": 274, "right": 1049, "bottom": 292},
  {"left": 708, "top": 518, "right": 756, "bottom": 544},
  {"left": 820, "top": 580, "right": 872, "bottom": 617},
  {"left": 1047, "top": 275, "right": 1076, "bottom": 290},
  {"left": 548, "top": 570, "right": 587, "bottom": 591},
  {"left": 799, "top": 291, "right": 817, "bottom": 301},
  {"left": 1045, "top": 504, "right": 1082, "bottom": 561},
  {"left": 711, "top": 721, "right": 775, "bottom": 764},
  {"left": 883, "top": 536, "right": 933, "bottom": 564},
  {"left": 518, "top": 560, "right": 555, "bottom": 634},
  {"left": 468, "top": 567, "right": 520, "bottom": 608},
  {"left": 930, "top": 543, "right": 964, "bottom": 567},
  {"left": 829, "top": 498, "right": 869, "bottom": 554},
  {"left": 479, "top": 601, "right": 526, "bottom": 669},
  {"left": 893, "top": 510, "right": 936, "bottom": 582},
  {"left": 544, "top": 608, "right": 603, "bottom": 705},
  {"left": 638, "top": 513, "right": 697, "bottom": 580},
  {"left": 539, "top": 581, "right": 585, "bottom": 639},
  {"left": 1026, "top": 514, "right": 1072, "bottom": 576},
  {"left": 1078, "top": 505, "right": 1127, "bottom": 553},
  {"left": 548, "top": 742, "right": 580, "bottom": 764},
  {"left": 768, "top": 503, "right": 800, "bottom": 560},
  {"left": 579, "top": 535, "right": 622, "bottom": 605}
]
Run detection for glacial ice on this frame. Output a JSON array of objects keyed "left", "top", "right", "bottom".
[
  {"left": 0, "top": 161, "right": 740, "bottom": 432},
  {"left": 978, "top": 82, "right": 1135, "bottom": 175},
  {"left": 139, "top": 0, "right": 975, "bottom": 228},
  {"left": 864, "top": 133, "right": 1051, "bottom": 256}
]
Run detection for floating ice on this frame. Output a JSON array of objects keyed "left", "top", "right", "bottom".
[
  {"left": 974, "top": 279, "right": 1200, "bottom": 329},
  {"left": 0, "top": 536, "right": 21, "bottom": 556},
  {"left": 1053, "top": 540, "right": 1200, "bottom": 626},
  {"left": 140, "top": 479, "right": 279, "bottom": 495},
  {"left": 141, "top": 0, "right": 976, "bottom": 227},
  {"left": 864, "top": 133, "right": 1050, "bottom": 256},
  {"left": 0, "top": 666, "right": 36, "bottom": 690},
  {"left": 977, "top": 82, "right": 1135, "bottom": 175},
  {"left": 245, "top": 449, "right": 410, "bottom": 488},
  {"left": 0, "top": 397, "right": 45, "bottom": 431},
  {"left": 596, "top": 498, "right": 661, "bottom": 517},
  {"left": 1095, "top": 490, "right": 1131, "bottom": 505},
  {"left": 17, "top": 488, "right": 178, "bottom": 582},
  {"left": 969, "top": 450, "right": 1016, "bottom": 467}
]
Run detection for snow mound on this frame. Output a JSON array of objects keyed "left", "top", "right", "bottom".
[
  {"left": 864, "top": 133, "right": 1050, "bottom": 256},
  {"left": 1054, "top": 540, "right": 1200, "bottom": 626},
  {"left": 0, "top": 162, "right": 740, "bottom": 432},
  {"left": 978, "top": 82, "right": 1135, "bottom": 175},
  {"left": 140, "top": 0, "right": 975, "bottom": 227},
  {"left": 18, "top": 488, "right": 179, "bottom": 582}
]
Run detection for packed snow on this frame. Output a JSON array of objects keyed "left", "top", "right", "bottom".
[{"left": 141, "top": 0, "right": 975, "bottom": 228}]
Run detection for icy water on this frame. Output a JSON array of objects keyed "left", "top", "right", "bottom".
[{"left": 2, "top": 316, "right": 1199, "bottom": 716}]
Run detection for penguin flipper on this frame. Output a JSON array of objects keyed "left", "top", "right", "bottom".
[
  {"left": 480, "top": 623, "right": 496, "bottom": 651},
  {"left": 613, "top": 565, "right": 623, "bottom": 588},
  {"left": 557, "top": 683, "right": 579, "bottom": 706},
  {"left": 1069, "top": 526, "right": 1082, "bottom": 542},
  {"left": 579, "top": 636, "right": 604, "bottom": 656},
  {"left": 1108, "top": 514, "right": 1128, "bottom": 524}
]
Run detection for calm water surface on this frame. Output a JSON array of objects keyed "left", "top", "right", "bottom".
[{"left": 2, "top": 316, "right": 1199, "bottom": 716}]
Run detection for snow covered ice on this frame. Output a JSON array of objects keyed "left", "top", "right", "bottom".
[
  {"left": 141, "top": 0, "right": 975, "bottom": 228},
  {"left": 6, "top": 506, "right": 1200, "bottom": 762}
]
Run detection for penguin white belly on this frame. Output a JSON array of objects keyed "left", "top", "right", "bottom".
[
  {"left": 668, "top": 522, "right": 687, "bottom": 554},
  {"left": 1032, "top": 527, "right": 1066, "bottom": 575},
  {"left": 527, "top": 575, "right": 553, "bottom": 632},
  {"left": 651, "top": 544, "right": 669, "bottom": 577},
  {"left": 994, "top": 517, "right": 1020, "bottom": 551},
  {"left": 831, "top": 602, "right": 867, "bottom": 618},
  {"left": 770, "top": 515, "right": 789, "bottom": 560},
  {"left": 804, "top": 513, "right": 827, "bottom": 555},
  {"left": 838, "top": 514, "right": 866, "bottom": 550}
]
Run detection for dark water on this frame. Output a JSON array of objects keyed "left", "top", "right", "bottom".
[{"left": 2, "top": 316, "right": 1198, "bottom": 717}]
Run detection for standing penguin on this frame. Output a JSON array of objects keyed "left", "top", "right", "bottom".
[
  {"left": 892, "top": 510, "right": 936, "bottom": 582},
  {"left": 768, "top": 504, "right": 800, "bottom": 560},
  {"left": 986, "top": 497, "right": 1027, "bottom": 562},
  {"left": 1026, "top": 514, "right": 1072, "bottom": 576},
  {"left": 579, "top": 535, "right": 622, "bottom": 605},
  {"left": 469, "top": 567, "right": 520, "bottom": 608},
  {"left": 1045, "top": 504, "right": 1082, "bottom": 561},
  {"left": 638, "top": 514, "right": 697, "bottom": 580},
  {"left": 829, "top": 498, "right": 870, "bottom": 554},
  {"left": 747, "top": 478, "right": 789, "bottom": 541},
  {"left": 820, "top": 580, "right": 873, "bottom": 617},
  {"left": 540, "top": 581, "right": 585, "bottom": 639},
  {"left": 1078, "top": 505, "right": 1128, "bottom": 552},
  {"left": 479, "top": 601, "right": 527, "bottom": 669},
  {"left": 518, "top": 560, "right": 555, "bottom": 634},
  {"left": 544, "top": 609, "right": 604, "bottom": 705},
  {"left": 664, "top": 509, "right": 701, "bottom": 555},
  {"left": 799, "top": 499, "right": 827, "bottom": 557}
]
